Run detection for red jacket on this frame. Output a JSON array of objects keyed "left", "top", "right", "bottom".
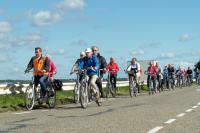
[
  {"left": 106, "top": 63, "right": 119, "bottom": 75},
  {"left": 147, "top": 65, "right": 157, "bottom": 77}
]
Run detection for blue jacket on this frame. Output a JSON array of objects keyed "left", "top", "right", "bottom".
[{"left": 79, "top": 55, "right": 99, "bottom": 76}]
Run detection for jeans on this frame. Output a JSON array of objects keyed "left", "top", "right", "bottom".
[
  {"left": 34, "top": 75, "right": 48, "bottom": 97},
  {"left": 110, "top": 74, "right": 117, "bottom": 88},
  {"left": 147, "top": 75, "right": 156, "bottom": 90}
]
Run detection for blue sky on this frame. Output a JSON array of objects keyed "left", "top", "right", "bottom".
[{"left": 0, "top": 0, "right": 200, "bottom": 80}]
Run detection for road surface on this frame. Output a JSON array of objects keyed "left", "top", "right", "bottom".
[{"left": 0, "top": 86, "right": 200, "bottom": 133}]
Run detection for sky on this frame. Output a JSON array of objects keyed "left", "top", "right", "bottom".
[{"left": 0, "top": 0, "right": 200, "bottom": 80}]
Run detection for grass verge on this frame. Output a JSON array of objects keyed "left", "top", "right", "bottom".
[{"left": 0, "top": 85, "right": 149, "bottom": 113}]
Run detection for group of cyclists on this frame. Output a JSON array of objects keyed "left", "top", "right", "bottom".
[{"left": 24, "top": 46, "right": 200, "bottom": 109}]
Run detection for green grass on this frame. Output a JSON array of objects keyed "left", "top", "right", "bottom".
[{"left": 0, "top": 85, "right": 148, "bottom": 113}]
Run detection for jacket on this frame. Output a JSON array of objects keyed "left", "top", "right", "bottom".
[
  {"left": 48, "top": 59, "right": 57, "bottom": 78},
  {"left": 147, "top": 65, "right": 157, "bottom": 77},
  {"left": 106, "top": 63, "right": 119, "bottom": 75},
  {"left": 26, "top": 56, "right": 49, "bottom": 76},
  {"left": 96, "top": 53, "right": 107, "bottom": 75},
  {"left": 79, "top": 55, "right": 99, "bottom": 76}
]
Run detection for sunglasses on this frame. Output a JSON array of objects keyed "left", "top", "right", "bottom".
[{"left": 92, "top": 49, "right": 98, "bottom": 51}]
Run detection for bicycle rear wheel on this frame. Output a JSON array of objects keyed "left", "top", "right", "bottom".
[
  {"left": 73, "top": 83, "right": 80, "bottom": 104},
  {"left": 47, "top": 85, "right": 56, "bottom": 109}
]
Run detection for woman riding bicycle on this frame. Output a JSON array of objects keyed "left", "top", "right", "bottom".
[{"left": 106, "top": 57, "right": 119, "bottom": 89}]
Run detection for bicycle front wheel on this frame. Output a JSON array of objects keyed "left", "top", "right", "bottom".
[
  {"left": 80, "top": 82, "right": 88, "bottom": 109},
  {"left": 25, "top": 85, "right": 35, "bottom": 111}
]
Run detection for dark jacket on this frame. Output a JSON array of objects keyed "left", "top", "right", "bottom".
[
  {"left": 96, "top": 53, "right": 107, "bottom": 76},
  {"left": 187, "top": 69, "right": 193, "bottom": 75}
]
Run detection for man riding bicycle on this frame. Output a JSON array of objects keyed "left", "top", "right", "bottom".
[
  {"left": 125, "top": 58, "right": 141, "bottom": 91},
  {"left": 70, "top": 51, "right": 86, "bottom": 81},
  {"left": 25, "top": 47, "right": 49, "bottom": 98},
  {"left": 106, "top": 57, "right": 119, "bottom": 89},
  {"left": 92, "top": 46, "right": 107, "bottom": 98},
  {"left": 186, "top": 67, "right": 193, "bottom": 84},
  {"left": 79, "top": 48, "right": 100, "bottom": 101},
  {"left": 168, "top": 64, "right": 176, "bottom": 86}
]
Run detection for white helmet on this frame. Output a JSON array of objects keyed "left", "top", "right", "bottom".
[{"left": 80, "top": 51, "right": 86, "bottom": 56}]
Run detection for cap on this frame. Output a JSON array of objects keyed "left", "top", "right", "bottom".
[{"left": 85, "top": 48, "right": 92, "bottom": 53}]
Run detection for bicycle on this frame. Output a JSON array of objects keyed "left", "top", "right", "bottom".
[
  {"left": 168, "top": 74, "right": 175, "bottom": 90},
  {"left": 105, "top": 71, "right": 117, "bottom": 98},
  {"left": 79, "top": 67, "right": 101, "bottom": 109},
  {"left": 126, "top": 70, "right": 138, "bottom": 97},
  {"left": 25, "top": 71, "right": 56, "bottom": 110}
]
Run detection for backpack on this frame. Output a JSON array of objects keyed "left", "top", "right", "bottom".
[{"left": 53, "top": 79, "right": 63, "bottom": 90}]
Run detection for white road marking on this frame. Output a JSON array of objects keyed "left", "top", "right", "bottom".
[
  {"left": 186, "top": 109, "right": 193, "bottom": 113},
  {"left": 164, "top": 119, "right": 176, "bottom": 124},
  {"left": 147, "top": 126, "right": 163, "bottom": 133},
  {"left": 196, "top": 89, "right": 200, "bottom": 92},
  {"left": 197, "top": 102, "right": 200, "bottom": 106},
  {"left": 176, "top": 113, "right": 186, "bottom": 118},
  {"left": 192, "top": 106, "right": 198, "bottom": 109},
  {"left": 14, "top": 112, "right": 31, "bottom": 115}
]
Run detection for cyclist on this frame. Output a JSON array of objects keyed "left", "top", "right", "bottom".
[
  {"left": 163, "top": 65, "right": 169, "bottom": 88},
  {"left": 186, "top": 67, "right": 193, "bottom": 85},
  {"left": 79, "top": 48, "right": 100, "bottom": 100},
  {"left": 168, "top": 64, "right": 176, "bottom": 87},
  {"left": 176, "top": 66, "right": 184, "bottom": 87},
  {"left": 70, "top": 52, "right": 86, "bottom": 74},
  {"left": 70, "top": 51, "right": 86, "bottom": 81},
  {"left": 91, "top": 46, "right": 107, "bottom": 98},
  {"left": 45, "top": 55, "right": 57, "bottom": 81},
  {"left": 106, "top": 57, "right": 119, "bottom": 89},
  {"left": 155, "top": 62, "right": 162, "bottom": 91},
  {"left": 125, "top": 58, "right": 141, "bottom": 92},
  {"left": 25, "top": 47, "right": 49, "bottom": 98},
  {"left": 147, "top": 61, "right": 157, "bottom": 92}
]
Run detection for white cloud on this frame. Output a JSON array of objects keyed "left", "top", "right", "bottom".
[
  {"left": 44, "top": 47, "right": 65, "bottom": 56},
  {"left": 179, "top": 34, "right": 192, "bottom": 42},
  {"left": 0, "top": 56, "right": 10, "bottom": 63},
  {"left": 56, "top": 0, "right": 86, "bottom": 11},
  {"left": 31, "top": 11, "right": 62, "bottom": 27},
  {"left": 131, "top": 49, "right": 145, "bottom": 56},
  {"left": 161, "top": 52, "right": 176, "bottom": 58},
  {"left": 0, "top": 21, "right": 12, "bottom": 35},
  {"left": 9, "top": 33, "right": 43, "bottom": 46},
  {"left": 25, "top": 33, "right": 42, "bottom": 44},
  {"left": 177, "top": 61, "right": 194, "bottom": 68},
  {"left": 0, "top": 43, "right": 9, "bottom": 50},
  {"left": 160, "top": 52, "right": 176, "bottom": 59}
]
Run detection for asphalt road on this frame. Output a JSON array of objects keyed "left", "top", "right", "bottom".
[{"left": 0, "top": 86, "right": 200, "bottom": 133}]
